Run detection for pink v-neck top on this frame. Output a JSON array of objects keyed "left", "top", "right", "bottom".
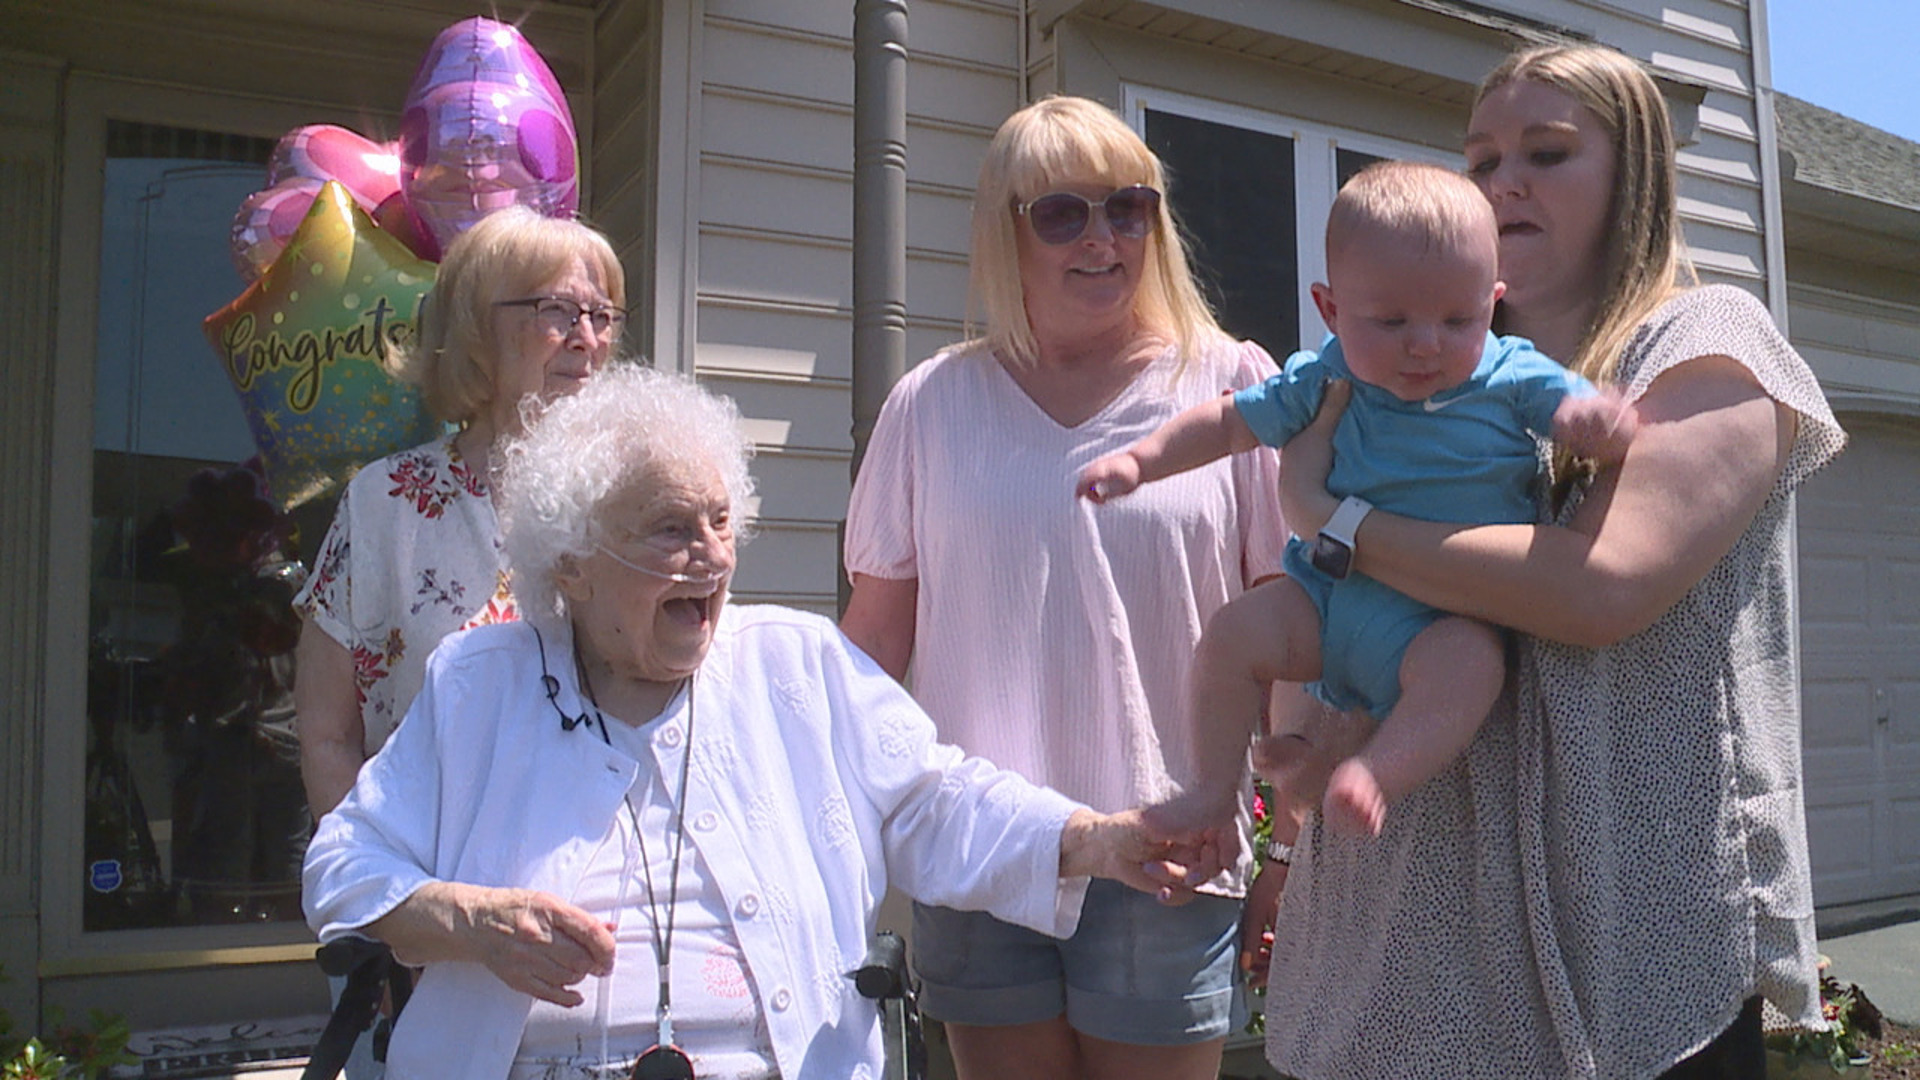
[{"left": 846, "top": 336, "right": 1289, "bottom": 851}]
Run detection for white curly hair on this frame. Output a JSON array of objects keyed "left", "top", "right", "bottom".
[{"left": 497, "top": 362, "right": 757, "bottom": 625}]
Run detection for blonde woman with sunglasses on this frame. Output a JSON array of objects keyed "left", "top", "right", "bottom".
[{"left": 841, "top": 95, "right": 1288, "bottom": 1080}]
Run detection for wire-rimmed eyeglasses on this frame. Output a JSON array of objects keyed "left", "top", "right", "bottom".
[{"left": 496, "top": 296, "right": 629, "bottom": 339}]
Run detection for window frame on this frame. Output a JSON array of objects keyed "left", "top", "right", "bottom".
[
  {"left": 42, "top": 74, "right": 396, "bottom": 973},
  {"left": 1120, "top": 84, "right": 1458, "bottom": 353}
]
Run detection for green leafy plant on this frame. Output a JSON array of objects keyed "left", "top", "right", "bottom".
[
  {"left": 1875, "top": 1037, "right": 1916, "bottom": 1068},
  {"left": 1765, "top": 975, "right": 1871, "bottom": 1072},
  {"left": 0, "top": 968, "right": 136, "bottom": 1080}
]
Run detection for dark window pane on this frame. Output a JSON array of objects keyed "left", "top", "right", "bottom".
[
  {"left": 86, "top": 122, "right": 320, "bottom": 932},
  {"left": 1145, "top": 110, "right": 1298, "bottom": 357},
  {"left": 1336, "top": 147, "right": 1386, "bottom": 191}
]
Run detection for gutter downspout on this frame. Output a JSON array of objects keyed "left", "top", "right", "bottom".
[
  {"left": 846, "top": 0, "right": 908, "bottom": 610},
  {"left": 1747, "top": 0, "right": 1807, "bottom": 734},
  {"left": 1750, "top": 0, "right": 1789, "bottom": 328},
  {"left": 850, "top": 0, "right": 909, "bottom": 482}
]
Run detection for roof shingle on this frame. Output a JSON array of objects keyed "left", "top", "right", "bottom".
[{"left": 1775, "top": 92, "right": 1920, "bottom": 212}]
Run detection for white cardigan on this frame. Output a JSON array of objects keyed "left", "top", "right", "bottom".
[{"left": 304, "top": 607, "right": 1090, "bottom": 1080}]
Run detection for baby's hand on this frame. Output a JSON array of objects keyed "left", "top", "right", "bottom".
[
  {"left": 1552, "top": 389, "right": 1639, "bottom": 465},
  {"left": 1077, "top": 451, "right": 1143, "bottom": 503}
]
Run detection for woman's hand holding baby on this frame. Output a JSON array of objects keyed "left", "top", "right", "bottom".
[{"left": 1277, "top": 379, "right": 1353, "bottom": 536}]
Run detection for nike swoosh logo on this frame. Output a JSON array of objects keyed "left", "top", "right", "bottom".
[{"left": 1423, "top": 393, "right": 1473, "bottom": 412}]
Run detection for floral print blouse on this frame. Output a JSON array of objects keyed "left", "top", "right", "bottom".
[{"left": 294, "top": 433, "right": 518, "bottom": 753}]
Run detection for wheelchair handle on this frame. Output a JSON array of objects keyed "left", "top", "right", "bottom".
[{"left": 851, "top": 930, "right": 908, "bottom": 1000}]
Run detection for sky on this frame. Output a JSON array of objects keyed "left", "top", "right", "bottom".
[{"left": 1766, "top": 0, "right": 1920, "bottom": 144}]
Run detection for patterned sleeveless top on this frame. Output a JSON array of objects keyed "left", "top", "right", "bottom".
[{"left": 1262, "top": 285, "right": 1848, "bottom": 1080}]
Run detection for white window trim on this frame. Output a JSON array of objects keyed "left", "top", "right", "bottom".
[
  {"left": 44, "top": 74, "right": 373, "bottom": 973},
  {"left": 1121, "top": 84, "right": 1456, "bottom": 353}
]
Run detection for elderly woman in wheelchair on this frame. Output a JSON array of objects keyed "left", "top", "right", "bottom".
[{"left": 302, "top": 364, "right": 1208, "bottom": 1080}]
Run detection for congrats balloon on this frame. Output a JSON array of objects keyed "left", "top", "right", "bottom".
[
  {"left": 229, "top": 125, "right": 406, "bottom": 282},
  {"left": 205, "top": 181, "right": 442, "bottom": 510},
  {"left": 397, "top": 16, "right": 579, "bottom": 260}
]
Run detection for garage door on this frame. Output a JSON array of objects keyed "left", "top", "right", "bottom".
[{"left": 1797, "top": 414, "right": 1920, "bottom": 908}]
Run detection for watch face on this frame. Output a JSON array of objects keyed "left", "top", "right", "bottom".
[{"left": 1310, "top": 534, "right": 1353, "bottom": 580}]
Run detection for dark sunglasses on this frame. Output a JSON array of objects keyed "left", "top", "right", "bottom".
[{"left": 1014, "top": 185, "right": 1161, "bottom": 245}]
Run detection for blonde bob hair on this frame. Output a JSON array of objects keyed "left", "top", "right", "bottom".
[
  {"left": 388, "top": 207, "right": 626, "bottom": 424},
  {"left": 1475, "top": 44, "right": 1696, "bottom": 389},
  {"left": 496, "top": 363, "right": 757, "bottom": 628},
  {"left": 968, "top": 96, "right": 1225, "bottom": 366}
]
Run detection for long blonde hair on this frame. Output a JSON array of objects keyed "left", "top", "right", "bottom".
[
  {"left": 967, "top": 96, "right": 1225, "bottom": 366},
  {"left": 1478, "top": 45, "right": 1697, "bottom": 501},
  {"left": 1476, "top": 44, "right": 1696, "bottom": 390}
]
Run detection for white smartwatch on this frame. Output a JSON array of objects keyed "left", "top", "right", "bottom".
[{"left": 1309, "top": 495, "right": 1373, "bottom": 581}]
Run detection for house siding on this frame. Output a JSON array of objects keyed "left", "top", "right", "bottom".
[
  {"left": 1029, "top": 0, "right": 1773, "bottom": 296},
  {"left": 671, "top": 0, "right": 1781, "bottom": 608},
  {"left": 590, "top": 0, "right": 658, "bottom": 285},
  {"left": 684, "top": 0, "right": 1023, "bottom": 613},
  {"left": 11, "top": 0, "right": 1907, "bottom": 1048},
  {"left": 1788, "top": 285, "right": 1920, "bottom": 408}
]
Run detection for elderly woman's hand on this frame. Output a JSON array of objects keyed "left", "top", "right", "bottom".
[
  {"left": 1278, "top": 378, "right": 1352, "bottom": 537},
  {"left": 373, "top": 882, "right": 617, "bottom": 1008},
  {"left": 1059, "top": 808, "right": 1222, "bottom": 905}
]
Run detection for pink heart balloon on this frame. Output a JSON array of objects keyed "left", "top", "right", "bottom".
[
  {"left": 397, "top": 17, "right": 579, "bottom": 260},
  {"left": 231, "top": 177, "right": 325, "bottom": 282},
  {"left": 268, "top": 124, "right": 402, "bottom": 206},
  {"left": 229, "top": 125, "right": 406, "bottom": 282}
]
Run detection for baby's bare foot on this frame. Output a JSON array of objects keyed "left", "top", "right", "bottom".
[
  {"left": 1252, "top": 733, "right": 1337, "bottom": 817},
  {"left": 1323, "top": 758, "right": 1387, "bottom": 837}
]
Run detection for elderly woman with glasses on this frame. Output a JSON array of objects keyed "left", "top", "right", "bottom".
[
  {"left": 294, "top": 207, "right": 630, "bottom": 821},
  {"left": 840, "top": 95, "right": 1289, "bottom": 1080},
  {"left": 303, "top": 364, "right": 1203, "bottom": 1080}
]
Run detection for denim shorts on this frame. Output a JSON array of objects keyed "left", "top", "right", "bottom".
[{"left": 909, "top": 879, "right": 1245, "bottom": 1046}]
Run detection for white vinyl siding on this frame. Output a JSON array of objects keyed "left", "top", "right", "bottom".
[
  {"left": 1033, "top": 0, "right": 1773, "bottom": 294},
  {"left": 589, "top": 0, "right": 658, "bottom": 288},
  {"left": 688, "top": 0, "right": 1023, "bottom": 613}
]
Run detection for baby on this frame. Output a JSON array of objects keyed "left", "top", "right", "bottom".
[{"left": 1079, "top": 160, "right": 1636, "bottom": 835}]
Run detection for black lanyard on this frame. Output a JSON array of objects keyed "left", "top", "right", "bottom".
[{"left": 535, "top": 624, "right": 700, "bottom": 1080}]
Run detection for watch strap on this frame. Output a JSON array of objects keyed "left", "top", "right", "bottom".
[{"left": 1318, "top": 495, "right": 1374, "bottom": 549}]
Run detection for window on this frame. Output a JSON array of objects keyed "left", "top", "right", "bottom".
[
  {"left": 84, "top": 121, "right": 327, "bottom": 932},
  {"left": 1143, "top": 109, "right": 1300, "bottom": 356},
  {"left": 1127, "top": 88, "right": 1449, "bottom": 356}
]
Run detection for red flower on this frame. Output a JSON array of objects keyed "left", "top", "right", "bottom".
[{"left": 387, "top": 454, "right": 457, "bottom": 519}]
